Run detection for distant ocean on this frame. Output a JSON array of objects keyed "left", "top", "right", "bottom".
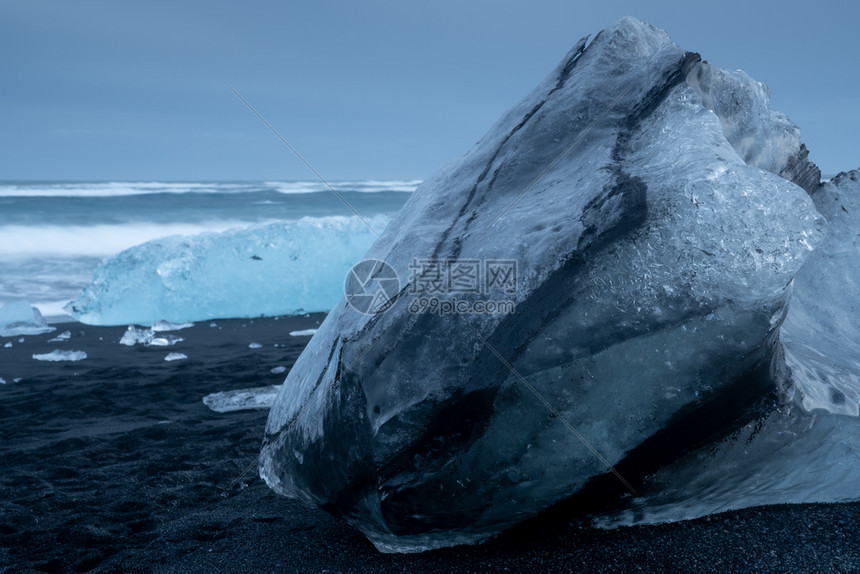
[{"left": 0, "top": 180, "right": 415, "bottom": 318}]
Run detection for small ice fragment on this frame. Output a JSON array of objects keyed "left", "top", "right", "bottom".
[
  {"left": 32, "top": 350, "right": 87, "bottom": 362},
  {"left": 249, "top": 342, "right": 263, "bottom": 349},
  {"left": 48, "top": 330, "right": 72, "bottom": 342},
  {"left": 210, "top": 323, "right": 217, "bottom": 328},
  {"left": 203, "top": 384, "right": 282, "bottom": 413},
  {"left": 13, "top": 378, "right": 22, "bottom": 383},
  {"left": 120, "top": 326, "right": 154, "bottom": 346},
  {"left": 4, "top": 342, "right": 11, "bottom": 348},
  {"left": 151, "top": 320, "right": 194, "bottom": 332},
  {"left": 271, "top": 366, "right": 287, "bottom": 374},
  {"left": 0, "top": 377, "right": 5, "bottom": 384},
  {"left": 18, "top": 338, "right": 24, "bottom": 343},
  {"left": 165, "top": 352, "right": 188, "bottom": 361},
  {"left": 120, "top": 326, "right": 182, "bottom": 347},
  {"left": 289, "top": 329, "right": 318, "bottom": 337}
]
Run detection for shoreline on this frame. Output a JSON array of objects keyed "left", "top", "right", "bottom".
[{"left": 1, "top": 315, "right": 858, "bottom": 572}]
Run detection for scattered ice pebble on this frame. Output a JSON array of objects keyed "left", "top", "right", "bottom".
[
  {"left": 0, "top": 377, "right": 5, "bottom": 384},
  {"left": 4, "top": 342, "right": 11, "bottom": 348},
  {"left": 249, "top": 342, "right": 263, "bottom": 349},
  {"left": 13, "top": 378, "right": 22, "bottom": 383},
  {"left": 210, "top": 323, "right": 217, "bottom": 328},
  {"left": 18, "top": 338, "right": 24, "bottom": 343},
  {"left": 164, "top": 352, "right": 187, "bottom": 362},
  {"left": 203, "top": 385, "right": 282, "bottom": 413},
  {"left": 48, "top": 330, "right": 72, "bottom": 342},
  {"left": 271, "top": 366, "right": 287, "bottom": 374},
  {"left": 151, "top": 320, "right": 194, "bottom": 332},
  {"left": 32, "top": 350, "right": 87, "bottom": 362},
  {"left": 0, "top": 300, "right": 56, "bottom": 337},
  {"left": 289, "top": 329, "right": 318, "bottom": 337}
]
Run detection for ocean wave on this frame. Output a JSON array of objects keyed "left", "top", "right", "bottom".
[
  {"left": 0, "top": 182, "right": 251, "bottom": 197},
  {"left": 263, "top": 180, "right": 421, "bottom": 194},
  {"left": 0, "top": 180, "right": 420, "bottom": 198},
  {"left": 0, "top": 221, "right": 277, "bottom": 257},
  {"left": 0, "top": 215, "right": 380, "bottom": 258}
]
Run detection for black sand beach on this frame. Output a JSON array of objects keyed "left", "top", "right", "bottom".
[{"left": 2, "top": 314, "right": 858, "bottom": 573}]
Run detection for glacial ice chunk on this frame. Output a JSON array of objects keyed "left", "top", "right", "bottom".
[
  {"left": 65, "top": 216, "right": 388, "bottom": 325},
  {"left": 32, "top": 350, "right": 87, "bottom": 362},
  {"left": 0, "top": 300, "right": 56, "bottom": 337},
  {"left": 260, "top": 17, "right": 826, "bottom": 552},
  {"left": 48, "top": 330, "right": 72, "bottom": 342},
  {"left": 164, "top": 352, "right": 187, "bottom": 362}
]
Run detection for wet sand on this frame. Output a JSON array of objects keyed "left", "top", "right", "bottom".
[{"left": 1, "top": 315, "right": 858, "bottom": 573}]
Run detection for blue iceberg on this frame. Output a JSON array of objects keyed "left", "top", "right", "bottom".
[{"left": 66, "top": 216, "right": 388, "bottom": 325}]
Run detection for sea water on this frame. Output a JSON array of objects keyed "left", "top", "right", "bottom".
[{"left": 0, "top": 180, "right": 413, "bottom": 319}]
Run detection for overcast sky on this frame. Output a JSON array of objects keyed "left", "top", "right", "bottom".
[{"left": 2, "top": 0, "right": 858, "bottom": 181}]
